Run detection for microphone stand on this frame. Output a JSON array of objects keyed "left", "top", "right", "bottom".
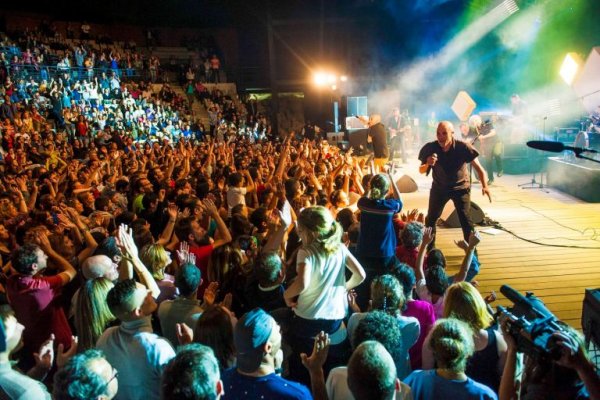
[{"left": 519, "top": 116, "right": 549, "bottom": 191}]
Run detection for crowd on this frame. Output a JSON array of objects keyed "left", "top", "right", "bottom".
[{"left": 0, "top": 20, "right": 598, "bottom": 400}]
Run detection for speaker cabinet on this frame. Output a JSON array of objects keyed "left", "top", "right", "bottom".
[{"left": 442, "top": 201, "right": 484, "bottom": 228}]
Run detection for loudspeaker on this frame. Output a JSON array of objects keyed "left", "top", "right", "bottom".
[
  {"left": 451, "top": 91, "right": 477, "bottom": 122},
  {"left": 442, "top": 201, "right": 485, "bottom": 228},
  {"left": 348, "top": 128, "right": 369, "bottom": 153},
  {"left": 396, "top": 175, "right": 418, "bottom": 193},
  {"left": 582, "top": 288, "right": 600, "bottom": 347},
  {"left": 347, "top": 96, "right": 368, "bottom": 117}
]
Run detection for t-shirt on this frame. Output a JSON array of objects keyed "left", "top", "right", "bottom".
[
  {"left": 404, "top": 369, "right": 497, "bottom": 400},
  {"left": 369, "top": 122, "right": 389, "bottom": 158},
  {"left": 418, "top": 139, "right": 479, "bottom": 191},
  {"left": 357, "top": 197, "right": 402, "bottom": 258},
  {"left": 222, "top": 369, "right": 312, "bottom": 400},
  {"left": 189, "top": 243, "right": 214, "bottom": 299},
  {"left": 404, "top": 300, "right": 436, "bottom": 370},
  {"left": 6, "top": 274, "right": 72, "bottom": 354},
  {"left": 157, "top": 297, "right": 203, "bottom": 346},
  {"left": 0, "top": 362, "right": 52, "bottom": 400},
  {"left": 294, "top": 244, "right": 351, "bottom": 320},
  {"left": 326, "top": 366, "right": 412, "bottom": 400},
  {"left": 227, "top": 186, "right": 247, "bottom": 213}
]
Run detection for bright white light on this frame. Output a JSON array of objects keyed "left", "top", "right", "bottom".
[
  {"left": 326, "top": 74, "right": 337, "bottom": 84},
  {"left": 314, "top": 72, "right": 327, "bottom": 86},
  {"left": 331, "top": 84, "right": 337, "bottom": 91},
  {"left": 560, "top": 53, "right": 582, "bottom": 86},
  {"left": 340, "top": 75, "right": 348, "bottom": 82}
]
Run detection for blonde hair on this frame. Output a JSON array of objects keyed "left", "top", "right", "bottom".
[
  {"left": 443, "top": 282, "right": 493, "bottom": 331},
  {"left": 74, "top": 278, "right": 115, "bottom": 352},
  {"left": 371, "top": 274, "right": 405, "bottom": 316},
  {"left": 141, "top": 243, "right": 171, "bottom": 280},
  {"left": 429, "top": 318, "right": 474, "bottom": 372},
  {"left": 297, "top": 206, "right": 342, "bottom": 254}
]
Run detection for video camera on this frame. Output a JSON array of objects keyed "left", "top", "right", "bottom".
[{"left": 497, "top": 284, "right": 572, "bottom": 361}]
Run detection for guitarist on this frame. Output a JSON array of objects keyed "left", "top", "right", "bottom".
[
  {"left": 387, "top": 107, "right": 411, "bottom": 164},
  {"left": 468, "top": 114, "right": 502, "bottom": 185}
]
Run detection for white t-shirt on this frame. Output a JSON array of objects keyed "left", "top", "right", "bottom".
[
  {"left": 227, "top": 186, "right": 247, "bottom": 213},
  {"left": 294, "top": 243, "right": 350, "bottom": 320},
  {"left": 326, "top": 366, "right": 413, "bottom": 400}
]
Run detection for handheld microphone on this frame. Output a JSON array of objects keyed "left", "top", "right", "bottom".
[
  {"left": 426, "top": 153, "right": 437, "bottom": 176},
  {"left": 526, "top": 140, "right": 597, "bottom": 154}
]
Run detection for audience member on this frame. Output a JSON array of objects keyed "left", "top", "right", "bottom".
[
  {"left": 162, "top": 343, "right": 224, "bottom": 400},
  {"left": 221, "top": 308, "right": 312, "bottom": 399}
]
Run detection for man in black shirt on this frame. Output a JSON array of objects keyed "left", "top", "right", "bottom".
[
  {"left": 418, "top": 121, "right": 491, "bottom": 247},
  {"left": 367, "top": 114, "right": 389, "bottom": 172}
]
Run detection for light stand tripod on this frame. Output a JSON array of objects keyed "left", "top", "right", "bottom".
[{"left": 519, "top": 116, "right": 549, "bottom": 191}]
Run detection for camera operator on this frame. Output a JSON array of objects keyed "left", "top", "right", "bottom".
[{"left": 499, "top": 317, "right": 600, "bottom": 400}]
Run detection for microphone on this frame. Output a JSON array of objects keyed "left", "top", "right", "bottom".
[
  {"left": 426, "top": 153, "right": 437, "bottom": 176},
  {"left": 527, "top": 140, "right": 598, "bottom": 155}
]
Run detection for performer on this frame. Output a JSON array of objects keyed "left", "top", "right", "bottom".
[
  {"left": 418, "top": 121, "right": 491, "bottom": 248},
  {"left": 469, "top": 114, "right": 503, "bottom": 184},
  {"left": 387, "top": 107, "right": 410, "bottom": 163},
  {"left": 358, "top": 114, "right": 389, "bottom": 172}
]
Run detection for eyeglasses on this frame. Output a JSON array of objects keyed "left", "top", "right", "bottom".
[{"left": 101, "top": 367, "right": 119, "bottom": 392}]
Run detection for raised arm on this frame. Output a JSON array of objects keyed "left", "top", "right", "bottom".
[
  {"left": 453, "top": 230, "right": 480, "bottom": 283},
  {"left": 117, "top": 224, "right": 161, "bottom": 299}
]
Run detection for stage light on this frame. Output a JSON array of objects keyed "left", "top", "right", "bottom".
[
  {"left": 340, "top": 75, "right": 348, "bottom": 82},
  {"left": 560, "top": 52, "right": 582, "bottom": 86},
  {"left": 314, "top": 72, "right": 327, "bottom": 86}
]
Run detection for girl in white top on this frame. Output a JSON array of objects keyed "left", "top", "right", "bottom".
[
  {"left": 284, "top": 205, "right": 366, "bottom": 383},
  {"left": 284, "top": 206, "right": 366, "bottom": 322}
]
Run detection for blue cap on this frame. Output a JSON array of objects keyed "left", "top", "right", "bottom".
[{"left": 234, "top": 308, "right": 273, "bottom": 373}]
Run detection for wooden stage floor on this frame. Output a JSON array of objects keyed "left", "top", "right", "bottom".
[{"left": 390, "top": 160, "right": 600, "bottom": 330}]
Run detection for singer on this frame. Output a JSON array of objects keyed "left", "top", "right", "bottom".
[{"left": 418, "top": 121, "right": 491, "bottom": 248}]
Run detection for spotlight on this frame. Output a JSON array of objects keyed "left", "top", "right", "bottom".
[
  {"left": 340, "top": 75, "right": 348, "bottom": 82},
  {"left": 560, "top": 52, "right": 583, "bottom": 86},
  {"left": 314, "top": 72, "right": 327, "bottom": 86}
]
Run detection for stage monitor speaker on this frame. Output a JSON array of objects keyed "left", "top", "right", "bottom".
[
  {"left": 396, "top": 175, "right": 418, "bottom": 193},
  {"left": 327, "top": 132, "right": 345, "bottom": 145},
  {"left": 582, "top": 288, "right": 600, "bottom": 347},
  {"left": 442, "top": 201, "right": 485, "bottom": 228},
  {"left": 348, "top": 128, "right": 369, "bottom": 153},
  {"left": 347, "top": 96, "right": 368, "bottom": 117},
  {"left": 452, "top": 91, "right": 477, "bottom": 122}
]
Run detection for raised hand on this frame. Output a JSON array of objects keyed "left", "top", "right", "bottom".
[
  {"left": 468, "top": 230, "right": 481, "bottom": 249},
  {"left": 176, "top": 323, "right": 194, "bottom": 345},
  {"left": 422, "top": 226, "right": 434, "bottom": 246},
  {"left": 203, "top": 282, "right": 219, "bottom": 306},
  {"left": 347, "top": 289, "right": 361, "bottom": 313},
  {"left": 301, "top": 331, "right": 330, "bottom": 372},
  {"left": 176, "top": 241, "right": 190, "bottom": 264},
  {"left": 116, "top": 223, "right": 138, "bottom": 259},
  {"left": 57, "top": 336, "right": 79, "bottom": 368},
  {"left": 33, "top": 334, "right": 55, "bottom": 371}
]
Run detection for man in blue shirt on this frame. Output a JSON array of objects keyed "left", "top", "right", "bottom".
[{"left": 222, "top": 308, "right": 312, "bottom": 399}]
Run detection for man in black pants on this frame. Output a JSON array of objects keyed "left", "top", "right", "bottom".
[{"left": 418, "top": 121, "right": 492, "bottom": 248}]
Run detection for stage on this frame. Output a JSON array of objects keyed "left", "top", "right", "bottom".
[{"left": 388, "top": 158, "right": 600, "bottom": 329}]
